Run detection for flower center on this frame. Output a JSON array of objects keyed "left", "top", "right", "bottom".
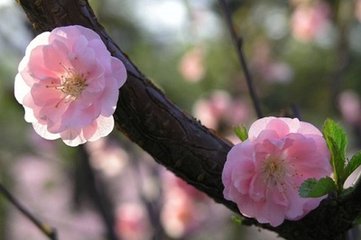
[
  {"left": 262, "top": 157, "right": 286, "bottom": 186},
  {"left": 46, "top": 65, "right": 89, "bottom": 108},
  {"left": 60, "top": 72, "right": 87, "bottom": 99}
]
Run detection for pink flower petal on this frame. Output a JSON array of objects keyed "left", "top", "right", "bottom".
[
  {"left": 28, "top": 46, "right": 60, "bottom": 81},
  {"left": 33, "top": 122, "right": 60, "bottom": 140},
  {"left": 266, "top": 118, "right": 290, "bottom": 137},
  {"left": 111, "top": 57, "right": 128, "bottom": 88},
  {"left": 70, "top": 47, "right": 96, "bottom": 74},
  {"left": 61, "top": 128, "right": 84, "bottom": 146},
  {"left": 72, "top": 35, "right": 88, "bottom": 54},
  {"left": 249, "top": 175, "right": 266, "bottom": 201},
  {"left": 88, "top": 115, "right": 114, "bottom": 141},
  {"left": 30, "top": 82, "right": 61, "bottom": 106},
  {"left": 25, "top": 32, "right": 51, "bottom": 56},
  {"left": 14, "top": 73, "right": 30, "bottom": 104},
  {"left": 248, "top": 117, "right": 274, "bottom": 139}
]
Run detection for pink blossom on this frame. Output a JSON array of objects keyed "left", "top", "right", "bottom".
[
  {"left": 86, "top": 139, "right": 129, "bottom": 177},
  {"left": 338, "top": 90, "right": 361, "bottom": 124},
  {"left": 250, "top": 40, "right": 293, "bottom": 83},
  {"left": 14, "top": 25, "right": 127, "bottom": 146},
  {"left": 355, "top": 0, "right": 361, "bottom": 22},
  {"left": 160, "top": 171, "right": 206, "bottom": 237},
  {"left": 161, "top": 188, "right": 197, "bottom": 238},
  {"left": 291, "top": 1, "right": 330, "bottom": 42},
  {"left": 193, "top": 90, "right": 252, "bottom": 131},
  {"left": 116, "top": 203, "right": 151, "bottom": 240},
  {"left": 178, "top": 46, "right": 205, "bottom": 82},
  {"left": 222, "top": 117, "right": 332, "bottom": 226},
  {"left": 192, "top": 90, "right": 230, "bottom": 129}
]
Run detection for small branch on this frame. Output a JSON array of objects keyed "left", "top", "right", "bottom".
[
  {"left": 218, "top": 0, "right": 263, "bottom": 118},
  {"left": 0, "top": 182, "right": 57, "bottom": 240}
]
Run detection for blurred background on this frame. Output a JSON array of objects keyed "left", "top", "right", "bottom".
[{"left": 1, "top": 0, "right": 361, "bottom": 239}]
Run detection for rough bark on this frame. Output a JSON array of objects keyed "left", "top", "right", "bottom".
[{"left": 15, "top": 1, "right": 361, "bottom": 239}]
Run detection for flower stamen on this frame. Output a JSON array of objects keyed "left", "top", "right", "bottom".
[
  {"left": 59, "top": 72, "right": 88, "bottom": 99},
  {"left": 262, "top": 157, "right": 286, "bottom": 186}
]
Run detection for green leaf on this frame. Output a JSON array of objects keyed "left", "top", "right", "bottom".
[
  {"left": 231, "top": 215, "right": 243, "bottom": 224},
  {"left": 322, "top": 119, "right": 348, "bottom": 188},
  {"left": 299, "top": 177, "right": 337, "bottom": 198},
  {"left": 344, "top": 152, "right": 361, "bottom": 182},
  {"left": 234, "top": 125, "right": 248, "bottom": 141}
]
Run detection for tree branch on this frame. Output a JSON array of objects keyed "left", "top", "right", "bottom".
[{"left": 14, "top": 1, "right": 361, "bottom": 239}]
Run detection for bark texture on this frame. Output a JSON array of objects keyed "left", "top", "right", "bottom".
[{"left": 15, "top": 1, "right": 361, "bottom": 239}]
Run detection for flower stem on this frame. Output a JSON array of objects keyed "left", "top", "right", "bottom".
[
  {"left": 218, "top": 0, "right": 263, "bottom": 118},
  {"left": 0, "top": 182, "right": 57, "bottom": 240}
]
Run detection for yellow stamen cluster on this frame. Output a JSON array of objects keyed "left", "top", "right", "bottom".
[
  {"left": 262, "top": 157, "right": 286, "bottom": 186},
  {"left": 45, "top": 63, "right": 88, "bottom": 107},
  {"left": 59, "top": 72, "right": 87, "bottom": 100}
]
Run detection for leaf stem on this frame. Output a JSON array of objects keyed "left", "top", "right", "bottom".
[
  {"left": 0, "top": 182, "right": 57, "bottom": 240},
  {"left": 218, "top": 0, "right": 263, "bottom": 118}
]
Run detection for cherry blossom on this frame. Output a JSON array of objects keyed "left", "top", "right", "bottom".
[
  {"left": 222, "top": 117, "right": 332, "bottom": 226},
  {"left": 116, "top": 203, "right": 151, "bottom": 240},
  {"left": 193, "top": 90, "right": 251, "bottom": 130},
  {"left": 14, "top": 25, "right": 127, "bottom": 146},
  {"left": 338, "top": 90, "right": 361, "bottom": 124},
  {"left": 160, "top": 171, "right": 207, "bottom": 238},
  {"left": 178, "top": 46, "right": 205, "bottom": 82},
  {"left": 291, "top": 1, "right": 330, "bottom": 43}
]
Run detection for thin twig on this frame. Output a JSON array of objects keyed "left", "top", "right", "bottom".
[
  {"left": 218, "top": 0, "right": 263, "bottom": 118},
  {"left": 0, "top": 182, "right": 57, "bottom": 240}
]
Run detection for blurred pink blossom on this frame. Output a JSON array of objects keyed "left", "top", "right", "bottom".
[
  {"left": 291, "top": 1, "right": 330, "bottom": 42},
  {"left": 224, "top": 99, "right": 252, "bottom": 126},
  {"left": 116, "top": 202, "right": 151, "bottom": 240},
  {"left": 163, "top": 170, "right": 207, "bottom": 201},
  {"left": 193, "top": 90, "right": 251, "bottom": 130},
  {"left": 161, "top": 188, "right": 198, "bottom": 238},
  {"left": 338, "top": 90, "right": 361, "bottom": 124},
  {"left": 264, "top": 62, "right": 293, "bottom": 83},
  {"left": 86, "top": 139, "right": 128, "bottom": 177},
  {"left": 193, "top": 90, "right": 230, "bottom": 129},
  {"left": 178, "top": 46, "right": 205, "bottom": 82},
  {"left": 222, "top": 117, "right": 332, "bottom": 226},
  {"left": 251, "top": 41, "right": 293, "bottom": 83},
  {"left": 14, "top": 25, "right": 127, "bottom": 146},
  {"left": 161, "top": 171, "right": 207, "bottom": 238},
  {"left": 173, "top": 178, "right": 208, "bottom": 201},
  {"left": 355, "top": 0, "right": 361, "bottom": 22}
]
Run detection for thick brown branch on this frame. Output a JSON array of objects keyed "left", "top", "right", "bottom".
[{"left": 15, "top": 1, "right": 361, "bottom": 239}]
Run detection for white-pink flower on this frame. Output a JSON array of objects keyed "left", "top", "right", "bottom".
[
  {"left": 222, "top": 117, "right": 332, "bottom": 227},
  {"left": 14, "top": 25, "right": 127, "bottom": 146}
]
